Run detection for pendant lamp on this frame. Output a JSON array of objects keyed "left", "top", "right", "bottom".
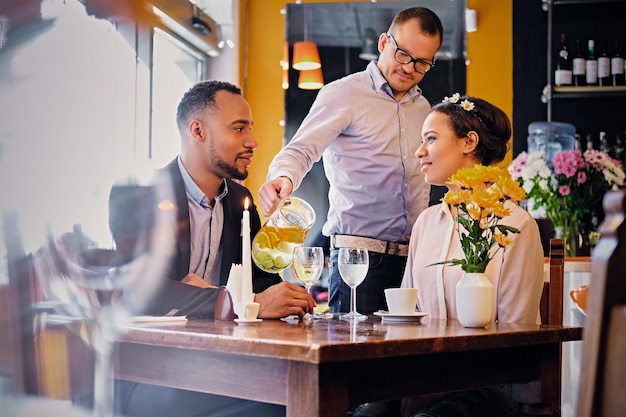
[
  {"left": 293, "top": 41, "right": 321, "bottom": 70},
  {"left": 298, "top": 67, "right": 324, "bottom": 90},
  {"left": 359, "top": 28, "right": 378, "bottom": 61},
  {"left": 292, "top": 4, "right": 321, "bottom": 71}
]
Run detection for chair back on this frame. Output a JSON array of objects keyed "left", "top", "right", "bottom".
[
  {"left": 0, "top": 211, "right": 44, "bottom": 395},
  {"left": 0, "top": 212, "right": 93, "bottom": 401},
  {"left": 513, "top": 237, "right": 565, "bottom": 416},
  {"left": 541, "top": 238, "right": 564, "bottom": 326},
  {"left": 576, "top": 189, "right": 626, "bottom": 417}
]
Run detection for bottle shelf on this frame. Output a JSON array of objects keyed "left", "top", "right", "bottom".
[
  {"left": 541, "top": 0, "right": 626, "bottom": 124},
  {"left": 552, "top": 0, "right": 626, "bottom": 5},
  {"left": 552, "top": 86, "right": 626, "bottom": 98}
]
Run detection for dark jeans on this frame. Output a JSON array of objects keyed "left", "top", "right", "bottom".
[
  {"left": 114, "top": 381, "right": 285, "bottom": 417},
  {"left": 407, "top": 387, "right": 521, "bottom": 417},
  {"left": 354, "top": 386, "right": 520, "bottom": 417},
  {"left": 328, "top": 249, "right": 407, "bottom": 315}
]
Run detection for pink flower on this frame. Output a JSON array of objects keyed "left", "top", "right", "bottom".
[
  {"left": 510, "top": 148, "right": 625, "bottom": 243},
  {"left": 508, "top": 151, "right": 528, "bottom": 180},
  {"left": 553, "top": 150, "right": 584, "bottom": 178},
  {"left": 583, "top": 149, "right": 605, "bottom": 170}
]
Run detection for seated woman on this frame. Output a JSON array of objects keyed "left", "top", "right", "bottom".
[{"left": 355, "top": 95, "right": 544, "bottom": 417}]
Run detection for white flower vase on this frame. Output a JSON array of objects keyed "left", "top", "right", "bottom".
[{"left": 456, "top": 272, "right": 494, "bottom": 328}]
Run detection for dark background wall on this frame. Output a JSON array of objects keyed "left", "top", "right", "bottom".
[{"left": 513, "top": 0, "right": 626, "bottom": 157}]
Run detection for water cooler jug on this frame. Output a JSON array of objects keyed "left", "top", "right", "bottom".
[{"left": 527, "top": 121, "right": 576, "bottom": 164}]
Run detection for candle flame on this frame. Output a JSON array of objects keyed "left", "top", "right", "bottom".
[{"left": 244, "top": 197, "right": 249, "bottom": 210}]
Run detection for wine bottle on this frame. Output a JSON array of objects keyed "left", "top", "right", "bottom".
[
  {"left": 572, "top": 39, "right": 586, "bottom": 86},
  {"left": 555, "top": 33, "right": 573, "bottom": 86},
  {"left": 585, "top": 39, "right": 598, "bottom": 86},
  {"left": 586, "top": 133, "right": 594, "bottom": 151},
  {"left": 615, "top": 134, "right": 625, "bottom": 166},
  {"left": 599, "top": 131, "right": 612, "bottom": 157},
  {"left": 597, "top": 37, "right": 610, "bottom": 86},
  {"left": 612, "top": 38, "right": 625, "bottom": 86}
]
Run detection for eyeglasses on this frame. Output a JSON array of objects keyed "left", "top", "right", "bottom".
[{"left": 386, "top": 33, "right": 435, "bottom": 74}]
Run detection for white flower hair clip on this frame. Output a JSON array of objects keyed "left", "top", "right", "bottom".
[
  {"left": 443, "top": 93, "right": 475, "bottom": 112},
  {"left": 443, "top": 93, "right": 461, "bottom": 103}
]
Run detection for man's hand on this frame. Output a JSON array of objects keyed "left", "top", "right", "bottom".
[
  {"left": 181, "top": 273, "right": 216, "bottom": 289},
  {"left": 259, "top": 177, "right": 293, "bottom": 217},
  {"left": 254, "top": 281, "right": 316, "bottom": 319}
]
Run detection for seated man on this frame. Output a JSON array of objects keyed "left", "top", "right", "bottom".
[{"left": 110, "top": 80, "right": 315, "bottom": 417}]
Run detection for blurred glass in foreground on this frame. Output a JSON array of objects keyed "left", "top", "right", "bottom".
[{"left": 0, "top": 1, "right": 177, "bottom": 416}]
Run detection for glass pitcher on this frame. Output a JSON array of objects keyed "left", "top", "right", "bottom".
[{"left": 252, "top": 197, "right": 316, "bottom": 273}]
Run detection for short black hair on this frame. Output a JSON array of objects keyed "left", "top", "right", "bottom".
[{"left": 176, "top": 80, "right": 242, "bottom": 130}]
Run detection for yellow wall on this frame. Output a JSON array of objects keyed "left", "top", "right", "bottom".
[{"left": 241, "top": 0, "right": 513, "bottom": 211}]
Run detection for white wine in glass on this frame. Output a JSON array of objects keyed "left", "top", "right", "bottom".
[
  {"left": 292, "top": 246, "right": 324, "bottom": 322},
  {"left": 338, "top": 248, "right": 369, "bottom": 320}
]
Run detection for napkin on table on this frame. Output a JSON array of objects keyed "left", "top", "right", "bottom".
[{"left": 225, "top": 263, "right": 242, "bottom": 304}]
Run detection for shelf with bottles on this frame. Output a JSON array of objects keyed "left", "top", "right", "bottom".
[
  {"left": 542, "top": 85, "right": 626, "bottom": 100},
  {"left": 551, "top": 0, "right": 626, "bottom": 5},
  {"left": 543, "top": 0, "right": 626, "bottom": 115}
]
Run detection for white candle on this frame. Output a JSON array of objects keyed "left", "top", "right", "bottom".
[{"left": 241, "top": 197, "right": 253, "bottom": 303}]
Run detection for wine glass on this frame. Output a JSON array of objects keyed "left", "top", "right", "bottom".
[
  {"left": 30, "top": 168, "right": 177, "bottom": 417},
  {"left": 338, "top": 248, "right": 369, "bottom": 321},
  {"left": 291, "top": 246, "right": 324, "bottom": 323}
]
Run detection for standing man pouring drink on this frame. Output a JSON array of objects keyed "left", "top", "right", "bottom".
[{"left": 259, "top": 7, "right": 444, "bottom": 315}]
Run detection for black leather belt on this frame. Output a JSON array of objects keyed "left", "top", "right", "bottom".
[{"left": 330, "top": 234, "right": 409, "bottom": 257}]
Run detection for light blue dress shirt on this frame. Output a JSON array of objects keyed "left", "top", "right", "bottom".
[
  {"left": 268, "top": 61, "right": 431, "bottom": 242},
  {"left": 177, "top": 157, "right": 227, "bottom": 286}
]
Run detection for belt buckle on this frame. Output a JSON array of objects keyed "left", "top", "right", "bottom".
[{"left": 389, "top": 241, "right": 399, "bottom": 256}]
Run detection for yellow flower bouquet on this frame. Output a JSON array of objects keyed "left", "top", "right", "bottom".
[{"left": 434, "top": 165, "right": 527, "bottom": 273}]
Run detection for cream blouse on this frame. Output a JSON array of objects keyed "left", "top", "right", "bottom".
[{"left": 401, "top": 201, "right": 544, "bottom": 324}]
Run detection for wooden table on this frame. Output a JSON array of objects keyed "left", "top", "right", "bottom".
[{"left": 115, "top": 316, "right": 582, "bottom": 417}]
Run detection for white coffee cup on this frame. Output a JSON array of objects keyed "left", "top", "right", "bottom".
[
  {"left": 384, "top": 288, "right": 418, "bottom": 315},
  {"left": 235, "top": 302, "right": 260, "bottom": 321}
]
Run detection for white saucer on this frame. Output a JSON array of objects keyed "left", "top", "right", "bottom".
[
  {"left": 234, "top": 318, "right": 263, "bottom": 325},
  {"left": 373, "top": 310, "right": 428, "bottom": 323}
]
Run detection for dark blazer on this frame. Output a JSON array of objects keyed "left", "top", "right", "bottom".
[{"left": 108, "top": 159, "right": 280, "bottom": 316}]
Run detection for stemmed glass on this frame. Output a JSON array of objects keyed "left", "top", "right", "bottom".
[
  {"left": 292, "top": 246, "right": 324, "bottom": 323},
  {"left": 338, "top": 248, "right": 369, "bottom": 321},
  {"left": 31, "top": 169, "right": 177, "bottom": 417}
]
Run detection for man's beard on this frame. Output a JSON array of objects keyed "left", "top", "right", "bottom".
[
  {"left": 210, "top": 145, "right": 248, "bottom": 181},
  {"left": 216, "top": 157, "right": 248, "bottom": 181}
]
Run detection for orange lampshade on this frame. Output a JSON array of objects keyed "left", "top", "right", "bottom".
[
  {"left": 298, "top": 68, "right": 324, "bottom": 90},
  {"left": 282, "top": 69, "right": 289, "bottom": 90},
  {"left": 292, "top": 41, "right": 321, "bottom": 70}
]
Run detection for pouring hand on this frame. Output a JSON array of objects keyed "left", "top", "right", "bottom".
[{"left": 259, "top": 177, "right": 293, "bottom": 217}]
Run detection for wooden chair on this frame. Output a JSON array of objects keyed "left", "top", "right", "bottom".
[
  {"left": 513, "top": 238, "right": 565, "bottom": 417},
  {"left": 0, "top": 210, "right": 43, "bottom": 395},
  {"left": 576, "top": 189, "right": 626, "bottom": 417},
  {"left": 541, "top": 238, "right": 565, "bottom": 327},
  {"left": 0, "top": 211, "right": 93, "bottom": 400}
]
